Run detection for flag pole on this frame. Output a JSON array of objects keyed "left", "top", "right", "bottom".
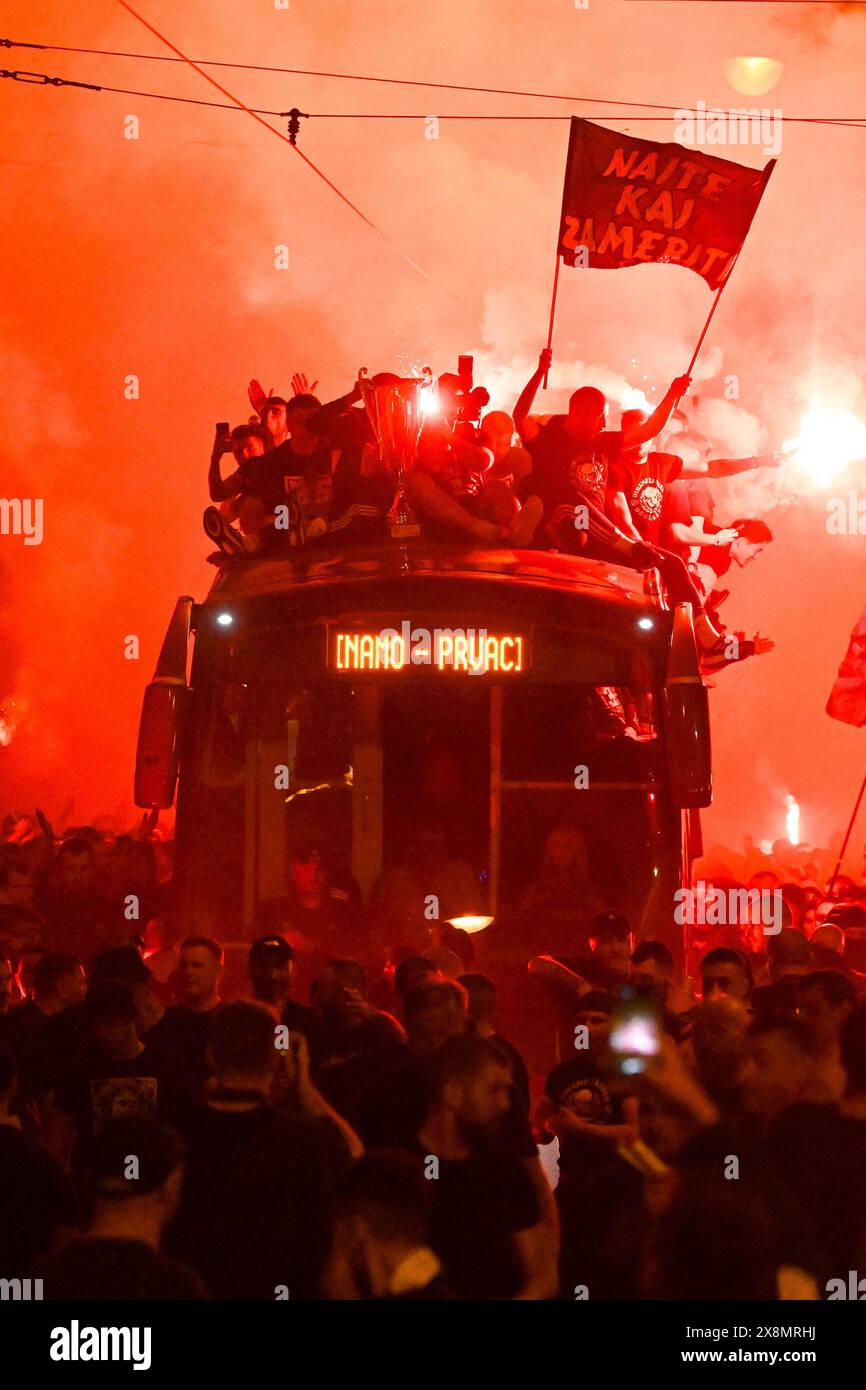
[
  {"left": 542, "top": 253, "right": 561, "bottom": 389},
  {"left": 828, "top": 765, "right": 866, "bottom": 887},
  {"left": 685, "top": 283, "right": 724, "bottom": 377},
  {"left": 543, "top": 117, "right": 581, "bottom": 389},
  {"left": 684, "top": 157, "right": 777, "bottom": 381}
]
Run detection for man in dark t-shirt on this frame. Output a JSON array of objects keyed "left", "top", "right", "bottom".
[
  {"left": 539, "top": 991, "right": 634, "bottom": 1189},
  {"left": 268, "top": 394, "right": 340, "bottom": 537},
  {"left": 51, "top": 982, "right": 173, "bottom": 1169},
  {"left": 309, "top": 960, "right": 406, "bottom": 1134},
  {"left": 166, "top": 1001, "right": 350, "bottom": 1298},
  {"left": 511, "top": 349, "right": 688, "bottom": 551},
  {"left": 521, "top": 414, "right": 623, "bottom": 515},
  {"left": 207, "top": 423, "right": 286, "bottom": 544},
  {"left": 247, "top": 934, "right": 317, "bottom": 1042},
  {"left": 409, "top": 1032, "right": 553, "bottom": 1299}
]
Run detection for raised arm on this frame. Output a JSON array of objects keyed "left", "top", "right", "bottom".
[
  {"left": 683, "top": 451, "right": 782, "bottom": 479},
  {"left": 514, "top": 349, "right": 552, "bottom": 441},
  {"left": 308, "top": 382, "right": 362, "bottom": 437},
  {"left": 668, "top": 517, "right": 738, "bottom": 549},
  {"left": 622, "top": 374, "right": 692, "bottom": 447},
  {"left": 208, "top": 427, "right": 242, "bottom": 502},
  {"left": 527, "top": 954, "right": 593, "bottom": 1003}
]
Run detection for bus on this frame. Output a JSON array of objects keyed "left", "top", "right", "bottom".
[{"left": 134, "top": 542, "right": 710, "bottom": 984}]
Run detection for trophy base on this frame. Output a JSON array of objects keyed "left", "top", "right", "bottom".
[{"left": 390, "top": 521, "right": 422, "bottom": 539}]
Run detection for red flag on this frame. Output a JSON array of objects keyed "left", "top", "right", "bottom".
[
  {"left": 828, "top": 604, "right": 866, "bottom": 727},
  {"left": 558, "top": 118, "right": 774, "bottom": 291}
]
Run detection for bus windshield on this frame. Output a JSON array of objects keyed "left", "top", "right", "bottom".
[{"left": 181, "top": 661, "right": 676, "bottom": 953}]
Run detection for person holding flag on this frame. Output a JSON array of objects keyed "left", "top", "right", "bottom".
[{"left": 510, "top": 350, "right": 766, "bottom": 672}]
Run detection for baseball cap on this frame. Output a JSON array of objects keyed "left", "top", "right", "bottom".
[{"left": 249, "top": 934, "right": 294, "bottom": 965}]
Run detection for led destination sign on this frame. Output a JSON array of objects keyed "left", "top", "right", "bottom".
[{"left": 331, "top": 621, "right": 527, "bottom": 675}]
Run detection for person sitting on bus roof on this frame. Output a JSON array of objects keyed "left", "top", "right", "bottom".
[
  {"left": 258, "top": 394, "right": 290, "bottom": 449},
  {"left": 266, "top": 394, "right": 339, "bottom": 541},
  {"left": 510, "top": 350, "right": 768, "bottom": 672},
  {"left": 204, "top": 423, "right": 291, "bottom": 557},
  {"left": 478, "top": 410, "right": 532, "bottom": 490},
  {"left": 406, "top": 375, "right": 523, "bottom": 545},
  {"left": 280, "top": 373, "right": 396, "bottom": 543}
]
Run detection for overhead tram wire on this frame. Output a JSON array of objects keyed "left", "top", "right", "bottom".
[
  {"left": 3, "top": 36, "right": 866, "bottom": 127},
  {"left": 3, "top": 70, "right": 866, "bottom": 130},
  {"left": 74, "top": 1, "right": 464, "bottom": 305}
]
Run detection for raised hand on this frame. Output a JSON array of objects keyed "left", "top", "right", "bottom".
[
  {"left": 669, "top": 374, "right": 692, "bottom": 399},
  {"left": 291, "top": 372, "right": 319, "bottom": 397},
  {"left": 248, "top": 379, "right": 268, "bottom": 414}
]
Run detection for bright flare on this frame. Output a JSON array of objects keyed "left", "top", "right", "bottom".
[
  {"left": 783, "top": 408, "right": 866, "bottom": 489},
  {"left": 785, "top": 794, "right": 800, "bottom": 847}
]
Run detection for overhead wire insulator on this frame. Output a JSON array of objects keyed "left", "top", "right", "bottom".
[{"left": 281, "top": 107, "right": 308, "bottom": 145}]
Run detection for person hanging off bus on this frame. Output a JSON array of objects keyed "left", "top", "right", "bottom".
[
  {"left": 510, "top": 349, "right": 770, "bottom": 672},
  {"left": 204, "top": 423, "right": 294, "bottom": 558},
  {"left": 609, "top": 409, "right": 775, "bottom": 664},
  {"left": 611, "top": 406, "right": 781, "bottom": 558},
  {"left": 406, "top": 374, "right": 522, "bottom": 545}
]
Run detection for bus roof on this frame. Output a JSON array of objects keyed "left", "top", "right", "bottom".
[{"left": 202, "top": 544, "right": 662, "bottom": 614}]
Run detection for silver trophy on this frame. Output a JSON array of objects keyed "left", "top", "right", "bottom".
[{"left": 358, "top": 367, "right": 432, "bottom": 538}]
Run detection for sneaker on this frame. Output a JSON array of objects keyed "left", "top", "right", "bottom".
[{"left": 203, "top": 507, "right": 247, "bottom": 557}]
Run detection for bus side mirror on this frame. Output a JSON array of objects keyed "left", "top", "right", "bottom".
[
  {"left": 134, "top": 683, "right": 192, "bottom": 809},
  {"left": 664, "top": 604, "right": 712, "bottom": 809},
  {"left": 134, "top": 596, "right": 194, "bottom": 810}
]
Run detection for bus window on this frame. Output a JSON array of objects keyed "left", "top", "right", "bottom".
[
  {"left": 380, "top": 682, "right": 489, "bottom": 876},
  {"left": 496, "top": 683, "right": 672, "bottom": 953},
  {"left": 500, "top": 684, "right": 661, "bottom": 786},
  {"left": 191, "top": 678, "right": 355, "bottom": 931}
]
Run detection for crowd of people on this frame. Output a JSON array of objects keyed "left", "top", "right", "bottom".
[
  {"left": 4, "top": 809, "right": 866, "bottom": 1301},
  {"left": 204, "top": 355, "right": 776, "bottom": 674}
]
